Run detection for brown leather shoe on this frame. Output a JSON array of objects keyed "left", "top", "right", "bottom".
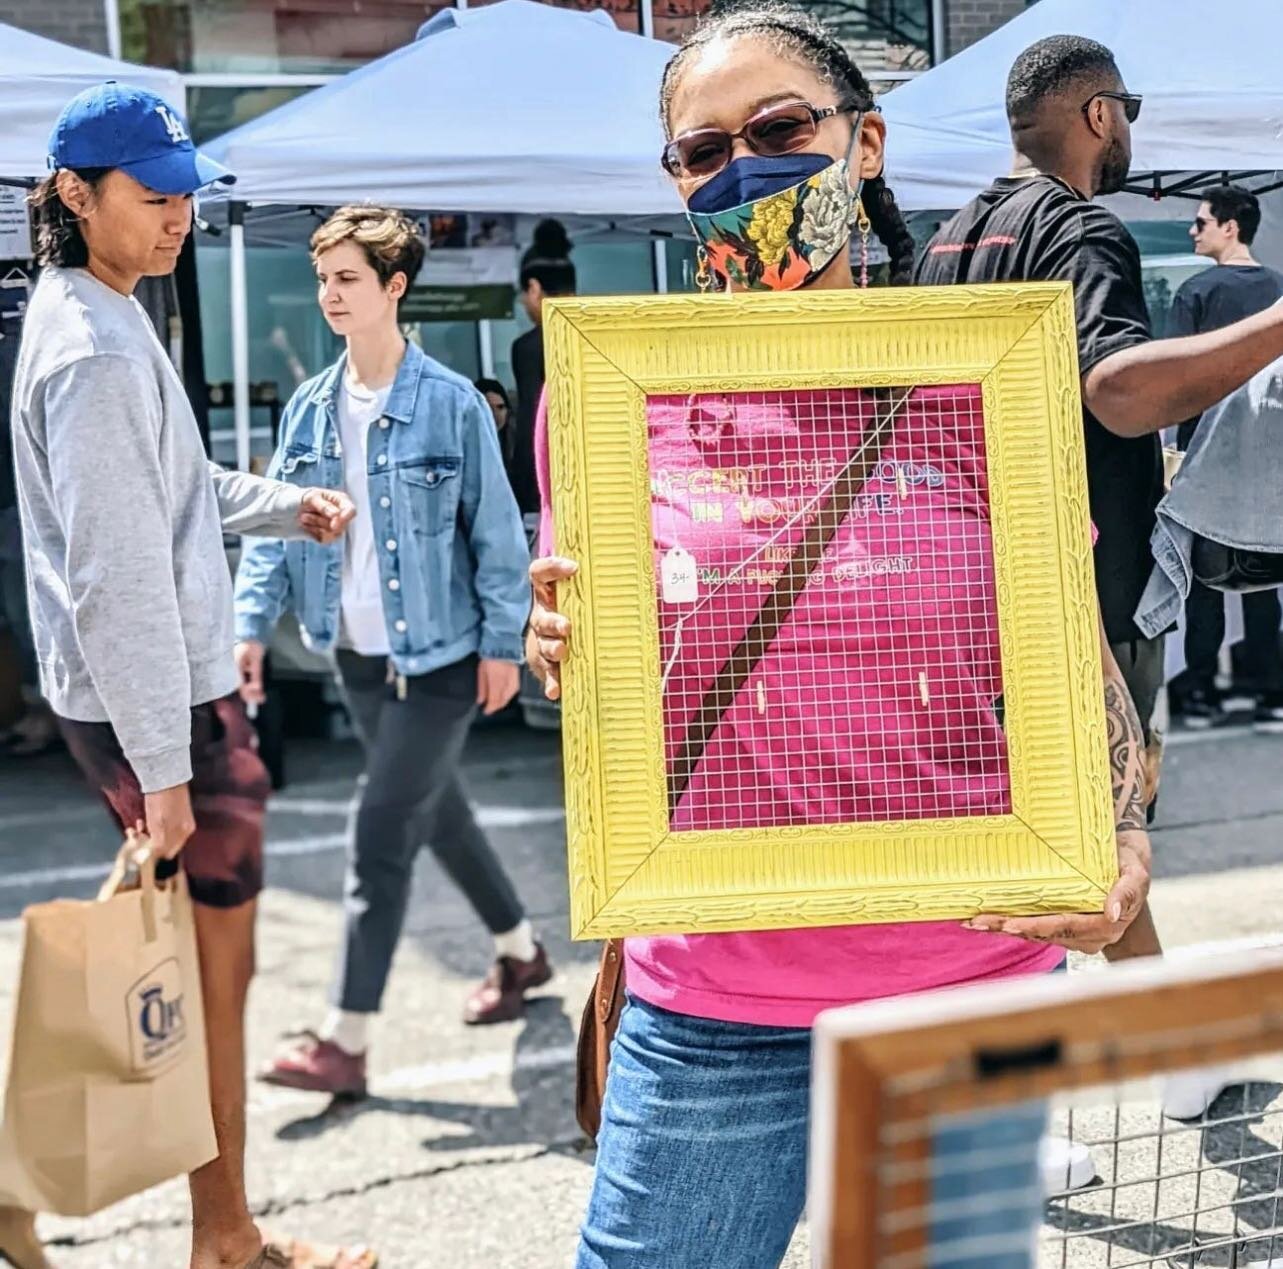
[
  {"left": 463, "top": 943, "right": 553, "bottom": 1025},
  {"left": 257, "top": 1031, "right": 367, "bottom": 1097}
]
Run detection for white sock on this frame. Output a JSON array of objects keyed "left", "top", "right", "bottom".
[
  {"left": 493, "top": 919, "right": 538, "bottom": 963},
  {"left": 319, "top": 1008, "right": 371, "bottom": 1056}
]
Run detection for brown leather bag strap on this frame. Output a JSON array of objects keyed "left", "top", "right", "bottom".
[
  {"left": 666, "top": 388, "right": 908, "bottom": 816},
  {"left": 575, "top": 938, "right": 626, "bottom": 1142},
  {"left": 595, "top": 938, "right": 625, "bottom": 1021}
]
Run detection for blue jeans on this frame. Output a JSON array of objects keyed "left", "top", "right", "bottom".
[{"left": 577, "top": 995, "right": 1045, "bottom": 1268}]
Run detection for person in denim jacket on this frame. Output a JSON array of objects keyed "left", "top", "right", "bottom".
[{"left": 234, "top": 206, "right": 550, "bottom": 1098}]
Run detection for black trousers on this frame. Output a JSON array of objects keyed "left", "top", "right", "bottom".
[
  {"left": 1185, "top": 582, "right": 1283, "bottom": 696},
  {"left": 331, "top": 651, "right": 526, "bottom": 1013}
]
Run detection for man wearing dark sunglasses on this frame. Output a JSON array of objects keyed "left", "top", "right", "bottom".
[
  {"left": 919, "top": 33, "right": 1283, "bottom": 762},
  {"left": 917, "top": 34, "right": 1162, "bottom": 768},
  {"left": 917, "top": 30, "right": 1283, "bottom": 1124},
  {"left": 1167, "top": 186, "right": 1283, "bottom": 731}
]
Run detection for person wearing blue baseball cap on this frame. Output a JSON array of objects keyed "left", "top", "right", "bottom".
[
  {"left": 48, "top": 80, "right": 234, "bottom": 199},
  {"left": 8, "top": 83, "right": 375, "bottom": 1269}
]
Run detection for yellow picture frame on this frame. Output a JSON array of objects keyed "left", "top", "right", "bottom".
[{"left": 543, "top": 284, "right": 1115, "bottom": 940}]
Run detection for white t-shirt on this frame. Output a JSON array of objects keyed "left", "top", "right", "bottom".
[{"left": 337, "top": 375, "right": 394, "bottom": 655}]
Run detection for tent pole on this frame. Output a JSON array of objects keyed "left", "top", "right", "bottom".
[
  {"left": 639, "top": 0, "right": 654, "bottom": 38},
  {"left": 478, "top": 318, "right": 495, "bottom": 377},
  {"left": 652, "top": 239, "right": 669, "bottom": 294},
  {"left": 930, "top": 0, "right": 946, "bottom": 63},
  {"left": 230, "top": 202, "right": 252, "bottom": 472},
  {"left": 102, "top": 0, "right": 122, "bottom": 58}
]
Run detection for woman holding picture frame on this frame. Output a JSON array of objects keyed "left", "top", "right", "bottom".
[{"left": 526, "top": 7, "right": 1154, "bottom": 1267}]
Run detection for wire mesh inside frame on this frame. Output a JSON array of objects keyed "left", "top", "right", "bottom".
[
  {"left": 647, "top": 385, "right": 1011, "bottom": 832},
  {"left": 872, "top": 1057, "right": 1283, "bottom": 1269}
]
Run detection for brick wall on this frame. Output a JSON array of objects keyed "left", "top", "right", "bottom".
[
  {"left": 946, "top": 0, "right": 1027, "bottom": 57},
  {"left": 0, "top": 0, "right": 109, "bottom": 54}
]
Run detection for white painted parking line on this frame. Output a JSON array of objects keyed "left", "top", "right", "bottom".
[
  {"left": 0, "top": 807, "right": 565, "bottom": 891},
  {"left": 270, "top": 798, "right": 566, "bottom": 828}
]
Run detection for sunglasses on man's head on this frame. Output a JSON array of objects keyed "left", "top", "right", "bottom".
[
  {"left": 1081, "top": 91, "right": 1143, "bottom": 124},
  {"left": 661, "top": 99, "right": 860, "bottom": 180}
]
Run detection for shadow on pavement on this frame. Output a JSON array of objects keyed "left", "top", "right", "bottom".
[
  {"left": 1045, "top": 1081, "right": 1283, "bottom": 1267},
  {"left": 273, "top": 997, "right": 586, "bottom": 1160}
]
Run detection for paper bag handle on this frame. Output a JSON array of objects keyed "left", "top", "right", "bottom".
[{"left": 98, "top": 830, "right": 159, "bottom": 943}]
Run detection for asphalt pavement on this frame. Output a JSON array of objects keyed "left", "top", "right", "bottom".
[{"left": 0, "top": 717, "right": 1280, "bottom": 1267}]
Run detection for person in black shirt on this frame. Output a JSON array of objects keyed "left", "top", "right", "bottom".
[
  {"left": 918, "top": 34, "right": 1283, "bottom": 737},
  {"left": 510, "top": 220, "right": 576, "bottom": 515},
  {"left": 917, "top": 30, "right": 1283, "bottom": 1115},
  {"left": 1168, "top": 186, "right": 1283, "bottom": 729},
  {"left": 917, "top": 36, "right": 1283, "bottom": 670},
  {"left": 915, "top": 37, "right": 1163, "bottom": 714}
]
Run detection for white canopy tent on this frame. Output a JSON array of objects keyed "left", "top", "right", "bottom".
[
  {"left": 201, "top": 0, "right": 682, "bottom": 466},
  {"left": 203, "top": 0, "right": 677, "bottom": 216},
  {"left": 198, "top": 0, "right": 1283, "bottom": 465},
  {"left": 880, "top": 0, "right": 1283, "bottom": 209},
  {"left": 0, "top": 23, "right": 183, "bottom": 183}
]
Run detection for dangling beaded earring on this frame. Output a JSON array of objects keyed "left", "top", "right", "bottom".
[
  {"left": 854, "top": 199, "right": 873, "bottom": 289},
  {"left": 695, "top": 245, "right": 715, "bottom": 293}
]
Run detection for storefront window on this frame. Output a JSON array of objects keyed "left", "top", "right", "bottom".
[
  {"left": 470, "top": 0, "right": 642, "bottom": 34},
  {"left": 197, "top": 243, "right": 337, "bottom": 465},
  {"left": 185, "top": 84, "right": 316, "bottom": 145},
  {"left": 805, "top": 0, "right": 934, "bottom": 70},
  {"left": 652, "top": 0, "right": 713, "bottom": 45},
  {"left": 119, "top": 0, "right": 453, "bottom": 74}
]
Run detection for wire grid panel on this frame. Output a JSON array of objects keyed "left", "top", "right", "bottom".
[
  {"left": 651, "top": 383, "right": 1010, "bottom": 833},
  {"left": 810, "top": 947, "right": 1283, "bottom": 1269},
  {"left": 543, "top": 287, "right": 1114, "bottom": 939},
  {"left": 1043, "top": 1072, "right": 1283, "bottom": 1267}
]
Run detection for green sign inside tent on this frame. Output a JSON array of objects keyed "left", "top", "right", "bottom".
[{"left": 400, "top": 283, "right": 515, "bottom": 322}]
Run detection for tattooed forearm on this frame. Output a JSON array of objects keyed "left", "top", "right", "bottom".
[{"left": 1105, "top": 673, "right": 1148, "bottom": 833}]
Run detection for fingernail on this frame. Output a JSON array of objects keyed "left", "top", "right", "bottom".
[{"left": 1109, "top": 901, "right": 1122, "bottom": 922}]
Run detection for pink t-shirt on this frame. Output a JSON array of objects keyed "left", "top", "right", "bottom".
[{"left": 537, "top": 386, "right": 1064, "bottom": 1028}]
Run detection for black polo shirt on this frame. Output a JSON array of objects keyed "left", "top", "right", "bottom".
[{"left": 914, "top": 175, "right": 1162, "bottom": 645}]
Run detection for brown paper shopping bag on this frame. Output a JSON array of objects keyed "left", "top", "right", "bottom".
[{"left": 0, "top": 837, "right": 218, "bottom": 1215}]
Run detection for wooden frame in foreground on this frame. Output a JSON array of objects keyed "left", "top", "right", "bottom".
[
  {"left": 810, "top": 946, "right": 1283, "bottom": 1267},
  {"left": 544, "top": 285, "right": 1115, "bottom": 940}
]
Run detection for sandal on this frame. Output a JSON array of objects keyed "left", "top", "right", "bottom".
[
  {"left": 248, "top": 1236, "right": 377, "bottom": 1268},
  {"left": 0, "top": 1207, "right": 54, "bottom": 1269}
]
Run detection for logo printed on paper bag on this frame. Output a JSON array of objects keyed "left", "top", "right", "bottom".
[{"left": 126, "top": 958, "right": 187, "bottom": 1073}]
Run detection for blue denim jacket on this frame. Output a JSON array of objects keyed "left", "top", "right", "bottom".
[
  {"left": 1136, "top": 356, "right": 1283, "bottom": 638},
  {"left": 234, "top": 342, "right": 530, "bottom": 673}
]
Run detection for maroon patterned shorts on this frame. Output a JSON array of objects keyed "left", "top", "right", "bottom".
[{"left": 58, "top": 694, "right": 269, "bottom": 908}]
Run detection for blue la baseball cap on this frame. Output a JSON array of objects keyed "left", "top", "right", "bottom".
[{"left": 48, "top": 82, "right": 235, "bottom": 196}]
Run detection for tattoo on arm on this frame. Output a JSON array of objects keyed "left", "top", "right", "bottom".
[{"left": 1105, "top": 674, "right": 1148, "bottom": 833}]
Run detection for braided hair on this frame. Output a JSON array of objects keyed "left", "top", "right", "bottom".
[{"left": 659, "top": 3, "right": 916, "bottom": 285}]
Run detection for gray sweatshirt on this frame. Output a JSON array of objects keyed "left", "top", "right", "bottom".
[{"left": 11, "top": 266, "right": 305, "bottom": 792}]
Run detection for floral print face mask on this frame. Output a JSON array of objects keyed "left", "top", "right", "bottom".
[{"left": 684, "top": 121, "right": 864, "bottom": 292}]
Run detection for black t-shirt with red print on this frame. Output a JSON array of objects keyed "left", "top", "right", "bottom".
[{"left": 914, "top": 175, "right": 1162, "bottom": 644}]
